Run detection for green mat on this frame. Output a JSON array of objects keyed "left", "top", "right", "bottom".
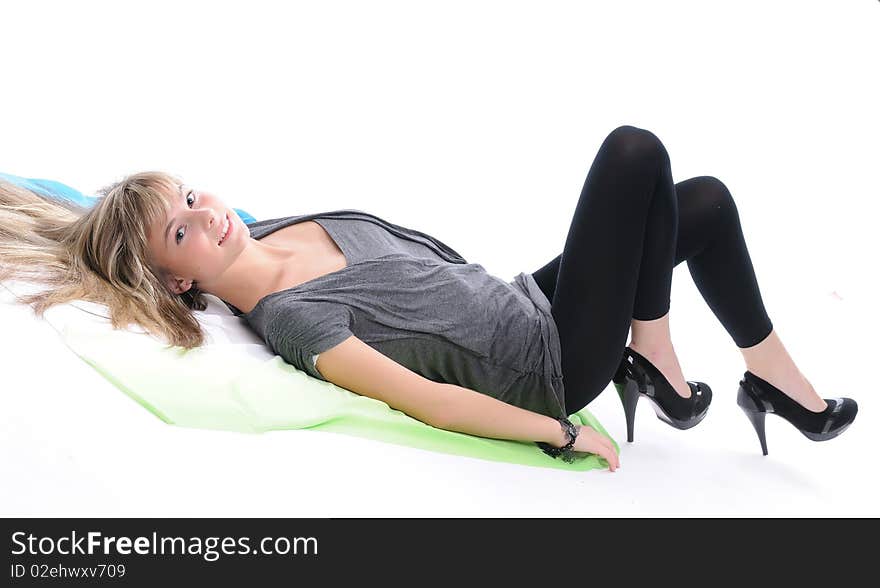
[{"left": 55, "top": 317, "right": 617, "bottom": 472}]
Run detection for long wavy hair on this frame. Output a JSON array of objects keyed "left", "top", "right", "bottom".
[{"left": 0, "top": 171, "right": 209, "bottom": 348}]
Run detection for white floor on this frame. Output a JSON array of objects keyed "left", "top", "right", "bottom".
[{"left": 2, "top": 273, "right": 877, "bottom": 518}]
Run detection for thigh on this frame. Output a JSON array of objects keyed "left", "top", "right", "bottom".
[
  {"left": 540, "top": 125, "right": 673, "bottom": 413},
  {"left": 531, "top": 175, "right": 717, "bottom": 301}
]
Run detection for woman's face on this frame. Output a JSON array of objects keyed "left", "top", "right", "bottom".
[{"left": 147, "top": 182, "right": 244, "bottom": 295}]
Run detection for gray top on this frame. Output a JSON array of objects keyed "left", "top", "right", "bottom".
[{"left": 224, "top": 209, "right": 567, "bottom": 419}]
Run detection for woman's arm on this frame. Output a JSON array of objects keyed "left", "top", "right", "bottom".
[
  {"left": 317, "top": 335, "right": 618, "bottom": 469},
  {"left": 315, "top": 335, "right": 566, "bottom": 446},
  {"left": 431, "top": 382, "right": 568, "bottom": 446}
]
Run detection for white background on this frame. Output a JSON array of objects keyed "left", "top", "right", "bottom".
[{"left": 1, "top": 0, "right": 878, "bottom": 516}]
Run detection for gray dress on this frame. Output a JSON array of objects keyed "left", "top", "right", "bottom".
[{"left": 223, "top": 209, "right": 567, "bottom": 419}]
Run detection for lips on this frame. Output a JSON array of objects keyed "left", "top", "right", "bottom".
[{"left": 218, "top": 213, "right": 232, "bottom": 246}]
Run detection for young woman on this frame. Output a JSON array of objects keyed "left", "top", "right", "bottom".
[{"left": 0, "top": 125, "right": 857, "bottom": 472}]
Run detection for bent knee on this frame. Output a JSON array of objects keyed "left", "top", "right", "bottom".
[
  {"left": 693, "top": 176, "right": 740, "bottom": 226},
  {"left": 602, "top": 125, "right": 670, "bottom": 167}
]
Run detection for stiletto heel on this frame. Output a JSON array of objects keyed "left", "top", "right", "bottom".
[
  {"left": 612, "top": 346, "right": 712, "bottom": 441},
  {"left": 616, "top": 377, "right": 640, "bottom": 442},
  {"left": 737, "top": 381, "right": 768, "bottom": 454},
  {"left": 740, "top": 406, "right": 768, "bottom": 455},
  {"left": 737, "top": 371, "right": 858, "bottom": 456}
]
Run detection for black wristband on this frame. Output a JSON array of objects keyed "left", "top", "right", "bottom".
[{"left": 535, "top": 417, "right": 580, "bottom": 463}]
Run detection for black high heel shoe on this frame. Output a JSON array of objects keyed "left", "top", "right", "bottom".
[
  {"left": 737, "top": 370, "right": 858, "bottom": 456},
  {"left": 612, "top": 346, "right": 713, "bottom": 442}
]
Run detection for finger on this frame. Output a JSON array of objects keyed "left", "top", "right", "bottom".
[
  {"left": 602, "top": 433, "right": 615, "bottom": 449},
  {"left": 602, "top": 448, "right": 616, "bottom": 472},
  {"left": 602, "top": 441, "right": 619, "bottom": 470},
  {"left": 606, "top": 437, "right": 620, "bottom": 467},
  {"left": 600, "top": 437, "right": 617, "bottom": 460}
]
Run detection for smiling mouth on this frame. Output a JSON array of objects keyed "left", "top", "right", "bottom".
[{"left": 218, "top": 214, "right": 231, "bottom": 245}]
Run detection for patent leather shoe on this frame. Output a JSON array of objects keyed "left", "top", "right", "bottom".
[
  {"left": 737, "top": 370, "right": 858, "bottom": 456},
  {"left": 612, "top": 346, "right": 712, "bottom": 442}
]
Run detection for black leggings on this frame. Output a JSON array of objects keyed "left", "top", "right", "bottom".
[{"left": 531, "top": 125, "right": 773, "bottom": 416}]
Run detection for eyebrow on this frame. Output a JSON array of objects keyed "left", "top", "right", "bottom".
[{"left": 164, "top": 184, "right": 184, "bottom": 250}]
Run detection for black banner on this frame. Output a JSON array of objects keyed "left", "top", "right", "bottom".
[{"left": 0, "top": 518, "right": 872, "bottom": 584}]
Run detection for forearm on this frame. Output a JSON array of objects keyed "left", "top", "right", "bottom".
[{"left": 432, "top": 382, "right": 568, "bottom": 447}]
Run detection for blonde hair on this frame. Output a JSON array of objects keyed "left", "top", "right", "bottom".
[{"left": 0, "top": 171, "right": 209, "bottom": 349}]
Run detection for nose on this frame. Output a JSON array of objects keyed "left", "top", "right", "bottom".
[{"left": 197, "top": 207, "right": 219, "bottom": 228}]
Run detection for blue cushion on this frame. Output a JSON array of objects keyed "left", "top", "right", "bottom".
[{"left": 0, "top": 171, "right": 257, "bottom": 224}]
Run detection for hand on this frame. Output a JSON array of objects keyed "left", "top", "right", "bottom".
[{"left": 572, "top": 424, "right": 620, "bottom": 472}]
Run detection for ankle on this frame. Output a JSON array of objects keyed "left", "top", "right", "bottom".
[
  {"left": 745, "top": 362, "right": 799, "bottom": 387},
  {"left": 629, "top": 340, "right": 674, "bottom": 357}
]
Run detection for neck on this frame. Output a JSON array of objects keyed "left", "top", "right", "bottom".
[{"left": 200, "top": 239, "right": 295, "bottom": 314}]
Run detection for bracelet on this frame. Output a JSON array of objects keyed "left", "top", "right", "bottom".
[{"left": 535, "top": 417, "right": 580, "bottom": 463}]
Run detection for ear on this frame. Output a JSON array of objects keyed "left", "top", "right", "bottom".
[{"left": 166, "top": 275, "right": 193, "bottom": 295}]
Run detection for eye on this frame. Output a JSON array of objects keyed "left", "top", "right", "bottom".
[{"left": 175, "top": 190, "right": 197, "bottom": 245}]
